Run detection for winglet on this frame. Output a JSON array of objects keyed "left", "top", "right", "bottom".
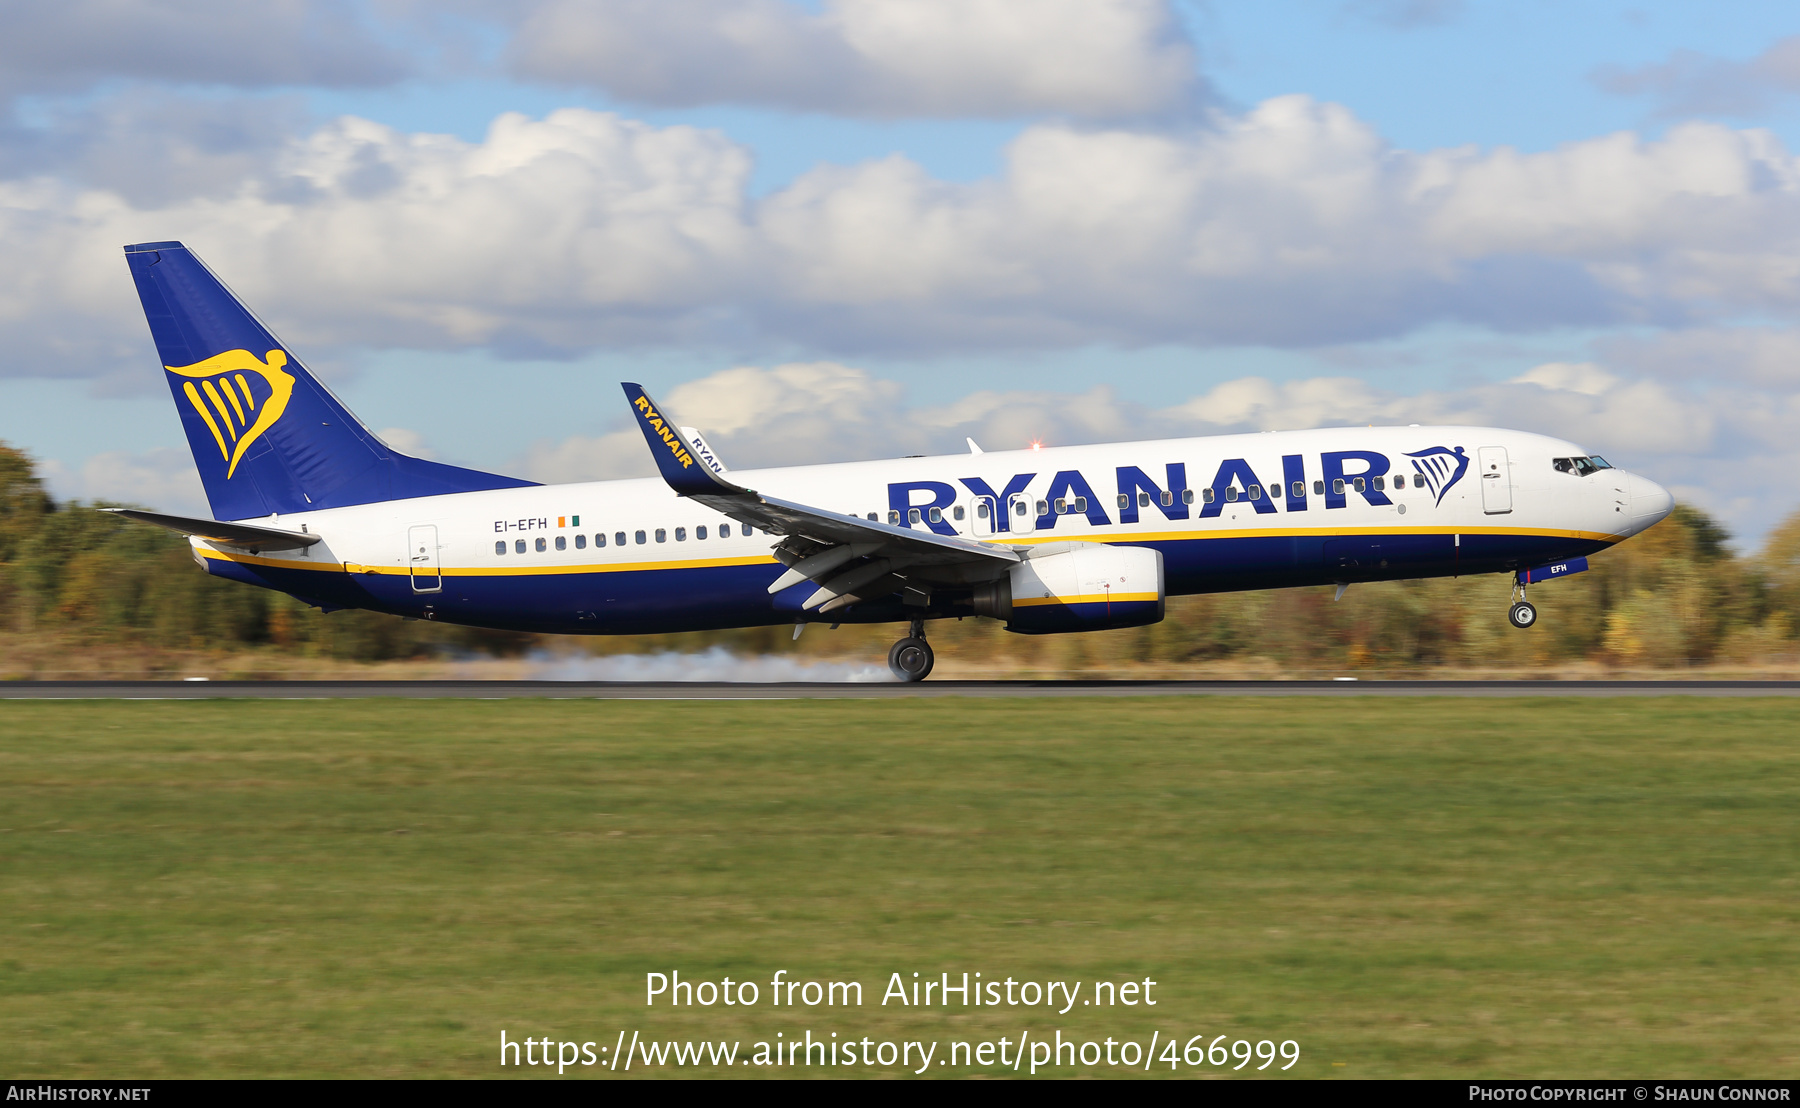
[{"left": 621, "top": 383, "right": 748, "bottom": 496}]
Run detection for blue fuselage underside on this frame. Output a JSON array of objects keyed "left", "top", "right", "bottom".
[{"left": 208, "top": 530, "right": 1608, "bottom": 635}]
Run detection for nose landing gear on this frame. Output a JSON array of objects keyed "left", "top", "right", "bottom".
[
  {"left": 1508, "top": 579, "right": 1537, "bottom": 630},
  {"left": 888, "top": 618, "right": 934, "bottom": 682}
]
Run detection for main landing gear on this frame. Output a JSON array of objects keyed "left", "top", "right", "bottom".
[
  {"left": 1508, "top": 579, "right": 1537, "bottom": 630},
  {"left": 888, "top": 618, "right": 935, "bottom": 682}
]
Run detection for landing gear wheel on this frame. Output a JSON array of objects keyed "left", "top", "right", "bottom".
[
  {"left": 1508, "top": 601, "right": 1537, "bottom": 630},
  {"left": 888, "top": 637, "right": 934, "bottom": 682}
]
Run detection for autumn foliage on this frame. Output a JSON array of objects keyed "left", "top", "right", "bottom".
[{"left": 4, "top": 441, "right": 1799, "bottom": 676}]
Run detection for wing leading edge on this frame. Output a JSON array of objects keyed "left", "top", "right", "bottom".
[{"left": 621, "top": 382, "right": 1017, "bottom": 612}]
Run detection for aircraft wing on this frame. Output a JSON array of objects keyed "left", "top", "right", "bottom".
[
  {"left": 102, "top": 508, "right": 322, "bottom": 551},
  {"left": 622, "top": 382, "right": 1017, "bottom": 612}
]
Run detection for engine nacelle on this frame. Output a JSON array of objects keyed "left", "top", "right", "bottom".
[{"left": 973, "top": 542, "right": 1165, "bottom": 634}]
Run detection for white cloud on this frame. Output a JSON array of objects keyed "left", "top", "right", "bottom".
[
  {"left": 375, "top": 427, "right": 436, "bottom": 459},
  {"left": 7, "top": 100, "right": 1800, "bottom": 377},
  {"left": 518, "top": 357, "right": 1799, "bottom": 543},
  {"left": 516, "top": 429, "right": 651, "bottom": 486},
  {"left": 6, "top": 95, "right": 1800, "bottom": 550},
  {"left": 39, "top": 447, "right": 208, "bottom": 516},
  {"left": 0, "top": 1, "right": 410, "bottom": 101},
  {"left": 1509, "top": 362, "right": 1618, "bottom": 397},
  {"left": 505, "top": 0, "right": 1202, "bottom": 119},
  {"left": 1595, "top": 35, "right": 1800, "bottom": 119},
  {"left": 0, "top": 91, "right": 306, "bottom": 208},
  {"left": 34, "top": 352, "right": 1795, "bottom": 544},
  {"left": 1599, "top": 327, "right": 1800, "bottom": 389}
]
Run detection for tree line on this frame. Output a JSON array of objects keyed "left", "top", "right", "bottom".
[{"left": 4, "top": 441, "right": 1799, "bottom": 673}]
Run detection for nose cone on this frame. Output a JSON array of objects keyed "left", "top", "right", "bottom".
[{"left": 1627, "top": 471, "right": 1674, "bottom": 533}]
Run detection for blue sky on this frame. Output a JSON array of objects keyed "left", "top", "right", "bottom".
[{"left": 3, "top": 0, "right": 1800, "bottom": 543}]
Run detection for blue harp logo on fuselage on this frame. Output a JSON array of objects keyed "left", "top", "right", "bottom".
[
  {"left": 1405, "top": 445, "right": 1469, "bottom": 506},
  {"left": 165, "top": 349, "right": 297, "bottom": 479}
]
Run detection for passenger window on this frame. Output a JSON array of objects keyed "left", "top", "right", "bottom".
[
  {"left": 1247, "top": 484, "right": 1261, "bottom": 500},
  {"left": 1139, "top": 492, "right": 1150, "bottom": 508},
  {"left": 1354, "top": 477, "right": 1366, "bottom": 492},
  {"left": 1292, "top": 481, "right": 1305, "bottom": 498},
  {"left": 495, "top": 540, "right": 506, "bottom": 556},
  {"left": 1225, "top": 487, "right": 1239, "bottom": 502},
  {"left": 1373, "top": 476, "right": 1385, "bottom": 491},
  {"left": 1075, "top": 497, "right": 1088, "bottom": 512},
  {"left": 889, "top": 510, "right": 901, "bottom": 524},
  {"left": 1161, "top": 490, "right": 1173, "bottom": 507},
  {"left": 1054, "top": 499, "right": 1067, "bottom": 515},
  {"left": 1332, "top": 479, "right": 1345, "bottom": 495},
  {"left": 575, "top": 534, "right": 586, "bottom": 549},
  {"left": 655, "top": 529, "right": 667, "bottom": 543},
  {"left": 615, "top": 532, "right": 626, "bottom": 547},
  {"left": 596, "top": 533, "right": 607, "bottom": 547},
  {"left": 953, "top": 505, "right": 965, "bottom": 521},
  {"left": 979, "top": 501, "right": 992, "bottom": 519},
  {"left": 515, "top": 539, "right": 526, "bottom": 554},
  {"left": 555, "top": 535, "right": 566, "bottom": 551},
  {"left": 927, "top": 507, "right": 942, "bottom": 524},
  {"left": 908, "top": 508, "right": 922, "bottom": 524},
  {"left": 1314, "top": 480, "right": 1325, "bottom": 495},
  {"left": 1393, "top": 475, "right": 1405, "bottom": 489},
  {"left": 536, "top": 537, "right": 546, "bottom": 552},
  {"left": 1035, "top": 499, "right": 1048, "bottom": 516},
  {"left": 1015, "top": 500, "right": 1029, "bottom": 517},
  {"left": 697, "top": 526, "right": 707, "bottom": 540},
  {"left": 634, "top": 530, "right": 646, "bottom": 545},
  {"left": 719, "top": 524, "right": 731, "bottom": 537},
  {"left": 1182, "top": 488, "right": 1194, "bottom": 505},
  {"left": 675, "top": 527, "right": 686, "bottom": 541},
  {"left": 1117, "top": 494, "right": 1130, "bottom": 509},
  {"left": 866, "top": 513, "right": 877, "bottom": 521},
  {"left": 1203, "top": 488, "right": 1216, "bottom": 504}
]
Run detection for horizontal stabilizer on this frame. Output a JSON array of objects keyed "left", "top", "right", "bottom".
[{"left": 102, "top": 508, "right": 321, "bottom": 551}]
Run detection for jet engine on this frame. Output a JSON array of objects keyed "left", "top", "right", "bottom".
[{"left": 972, "top": 542, "right": 1164, "bottom": 634}]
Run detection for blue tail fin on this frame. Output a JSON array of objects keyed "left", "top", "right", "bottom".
[{"left": 124, "top": 241, "right": 536, "bottom": 520}]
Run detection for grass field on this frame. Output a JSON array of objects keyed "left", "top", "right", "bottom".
[{"left": 1, "top": 698, "right": 1797, "bottom": 1079}]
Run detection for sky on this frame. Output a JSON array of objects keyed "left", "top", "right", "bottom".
[{"left": 4, "top": 0, "right": 1800, "bottom": 546}]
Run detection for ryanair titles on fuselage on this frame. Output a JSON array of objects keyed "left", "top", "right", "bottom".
[{"left": 890, "top": 446, "right": 1466, "bottom": 535}]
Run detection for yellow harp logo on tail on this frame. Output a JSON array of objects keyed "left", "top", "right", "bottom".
[{"left": 165, "top": 349, "right": 296, "bottom": 479}]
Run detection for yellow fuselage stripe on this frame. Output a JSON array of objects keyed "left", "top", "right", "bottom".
[
  {"left": 1005, "top": 524, "right": 1621, "bottom": 545},
  {"left": 196, "top": 523, "right": 1616, "bottom": 577},
  {"left": 1014, "top": 592, "right": 1160, "bottom": 608}
]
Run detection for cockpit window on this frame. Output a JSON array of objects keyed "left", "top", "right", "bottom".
[{"left": 1553, "top": 456, "right": 1612, "bottom": 476}]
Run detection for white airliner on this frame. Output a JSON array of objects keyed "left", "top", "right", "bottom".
[{"left": 112, "top": 241, "right": 1674, "bottom": 680}]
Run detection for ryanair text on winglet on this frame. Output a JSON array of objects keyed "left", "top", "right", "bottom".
[{"left": 634, "top": 395, "right": 696, "bottom": 470}]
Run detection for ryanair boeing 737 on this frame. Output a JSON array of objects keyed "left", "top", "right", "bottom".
[{"left": 111, "top": 241, "right": 1674, "bottom": 680}]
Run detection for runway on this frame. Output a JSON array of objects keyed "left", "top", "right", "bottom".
[{"left": 3, "top": 679, "right": 1799, "bottom": 699}]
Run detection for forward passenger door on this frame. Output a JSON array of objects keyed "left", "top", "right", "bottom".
[{"left": 1478, "top": 447, "right": 1513, "bottom": 514}]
